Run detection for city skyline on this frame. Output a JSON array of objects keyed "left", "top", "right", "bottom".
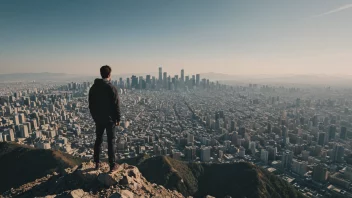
[{"left": 1, "top": 0, "right": 352, "bottom": 75}]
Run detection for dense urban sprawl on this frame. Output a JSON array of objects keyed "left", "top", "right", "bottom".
[{"left": 1, "top": 68, "right": 352, "bottom": 198}]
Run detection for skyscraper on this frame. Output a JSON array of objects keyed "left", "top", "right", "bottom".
[
  {"left": 332, "top": 144, "right": 344, "bottom": 163},
  {"left": 126, "top": 78, "right": 130, "bottom": 88},
  {"left": 192, "top": 75, "right": 195, "bottom": 87},
  {"left": 329, "top": 125, "right": 336, "bottom": 141},
  {"left": 159, "top": 67, "right": 162, "bottom": 82},
  {"left": 282, "top": 150, "right": 293, "bottom": 169},
  {"left": 187, "top": 133, "right": 194, "bottom": 145},
  {"left": 261, "top": 149, "right": 269, "bottom": 164},
  {"left": 200, "top": 147, "right": 211, "bottom": 162},
  {"left": 185, "top": 146, "right": 196, "bottom": 161},
  {"left": 146, "top": 75, "right": 151, "bottom": 83},
  {"left": 13, "top": 114, "right": 19, "bottom": 125},
  {"left": 24, "top": 97, "right": 31, "bottom": 106},
  {"left": 292, "top": 160, "right": 307, "bottom": 176},
  {"left": 230, "top": 120, "right": 236, "bottom": 132},
  {"left": 196, "top": 74, "right": 200, "bottom": 86},
  {"left": 282, "top": 125, "right": 288, "bottom": 145},
  {"left": 239, "top": 146, "right": 245, "bottom": 158},
  {"left": 20, "top": 124, "right": 29, "bottom": 138},
  {"left": 163, "top": 72, "right": 167, "bottom": 89},
  {"left": 181, "top": 69, "right": 184, "bottom": 81},
  {"left": 340, "top": 126, "right": 347, "bottom": 140},
  {"left": 131, "top": 75, "right": 138, "bottom": 89},
  {"left": 312, "top": 164, "right": 328, "bottom": 183},
  {"left": 268, "top": 146, "right": 277, "bottom": 161},
  {"left": 249, "top": 141, "right": 256, "bottom": 155},
  {"left": 318, "top": 132, "right": 326, "bottom": 146},
  {"left": 19, "top": 113, "right": 26, "bottom": 124}
]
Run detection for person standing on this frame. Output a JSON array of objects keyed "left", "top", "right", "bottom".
[{"left": 89, "top": 65, "right": 120, "bottom": 172}]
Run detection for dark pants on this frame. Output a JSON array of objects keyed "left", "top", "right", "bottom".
[{"left": 94, "top": 122, "right": 116, "bottom": 166}]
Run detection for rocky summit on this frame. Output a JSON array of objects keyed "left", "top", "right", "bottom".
[{"left": 2, "top": 162, "right": 184, "bottom": 198}]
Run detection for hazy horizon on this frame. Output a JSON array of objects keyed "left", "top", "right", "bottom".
[{"left": 1, "top": 0, "right": 352, "bottom": 75}]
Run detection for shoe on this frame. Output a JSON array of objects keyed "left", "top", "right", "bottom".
[
  {"left": 109, "top": 164, "right": 119, "bottom": 173},
  {"left": 95, "top": 162, "right": 100, "bottom": 170}
]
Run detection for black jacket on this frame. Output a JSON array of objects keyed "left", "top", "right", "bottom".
[{"left": 89, "top": 78, "right": 121, "bottom": 124}]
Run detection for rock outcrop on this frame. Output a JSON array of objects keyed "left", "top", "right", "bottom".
[{"left": 2, "top": 162, "right": 184, "bottom": 198}]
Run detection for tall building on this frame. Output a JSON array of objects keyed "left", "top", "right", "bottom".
[
  {"left": 196, "top": 74, "right": 200, "bottom": 86},
  {"left": 239, "top": 146, "right": 245, "bottom": 158},
  {"left": 318, "top": 132, "right": 326, "bottom": 146},
  {"left": 312, "top": 164, "right": 329, "bottom": 183},
  {"left": 146, "top": 75, "right": 151, "bottom": 85},
  {"left": 292, "top": 159, "right": 308, "bottom": 176},
  {"left": 267, "top": 123, "right": 272, "bottom": 133},
  {"left": 331, "top": 144, "right": 344, "bottom": 163},
  {"left": 329, "top": 125, "right": 336, "bottom": 141},
  {"left": 4, "top": 129, "right": 15, "bottom": 141},
  {"left": 230, "top": 120, "right": 236, "bottom": 132},
  {"left": 185, "top": 146, "right": 196, "bottom": 161},
  {"left": 24, "top": 97, "right": 31, "bottom": 106},
  {"left": 126, "top": 78, "right": 130, "bottom": 88},
  {"left": 345, "top": 166, "right": 352, "bottom": 181},
  {"left": 23, "top": 122, "right": 32, "bottom": 134},
  {"left": 281, "top": 150, "right": 293, "bottom": 169},
  {"left": 131, "top": 75, "right": 138, "bottom": 89},
  {"left": 200, "top": 147, "right": 211, "bottom": 162},
  {"left": 261, "top": 149, "right": 269, "bottom": 164},
  {"left": 249, "top": 141, "right": 256, "bottom": 155},
  {"left": 30, "top": 119, "right": 38, "bottom": 130},
  {"left": 138, "top": 76, "right": 144, "bottom": 89},
  {"left": 282, "top": 126, "right": 288, "bottom": 145},
  {"left": 239, "top": 127, "right": 246, "bottom": 137},
  {"left": 159, "top": 67, "right": 162, "bottom": 82},
  {"left": 302, "top": 150, "right": 310, "bottom": 161},
  {"left": 19, "top": 124, "right": 29, "bottom": 138},
  {"left": 187, "top": 133, "right": 194, "bottom": 145},
  {"left": 185, "top": 76, "right": 190, "bottom": 83},
  {"left": 181, "top": 69, "right": 184, "bottom": 81},
  {"left": 13, "top": 114, "right": 20, "bottom": 125},
  {"left": 340, "top": 126, "right": 347, "bottom": 140},
  {"left": 19, "top": 113, "right": 26, "bottom": 124},
  {"left": 163, "top": 72, "right": 167, "bottom": 89},
  {"left": 268, "top": 146, "right": 277, "bottom": 161}
]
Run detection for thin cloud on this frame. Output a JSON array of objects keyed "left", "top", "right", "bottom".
[{"left": 313, "top": 3, "right": 352, "bottom": 17}]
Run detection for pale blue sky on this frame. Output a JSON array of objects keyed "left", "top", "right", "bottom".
[{"left": 0, "top": 0, "right": 351, "bottom": 75}]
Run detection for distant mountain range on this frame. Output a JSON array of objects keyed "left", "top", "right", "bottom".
[
  {"left": 0, "top": 72, "right": 81, "bottom": 82},
  {"left": 1, "top": 72, "right": 352, "bottom": 86}
]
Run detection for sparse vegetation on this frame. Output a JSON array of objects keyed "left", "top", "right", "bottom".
[
  {"left": 124, "top": 155, "right": 305, "bottom": 198},
  {"left": 0, "top": 142, "right": 83, "bottom": 193}
]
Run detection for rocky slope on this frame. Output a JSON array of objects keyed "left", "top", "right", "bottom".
[
  {"left": 0, "top": 142, "right": 83, "bottom": 193},
  {"left": 2, "top": 162, "right": 184, "bottom": 198},
  {"left": 0, "top": 142, "right": 304, "bottom": 198},
  {"left": 122, "top": 156, "right": 305, "bottom": 198}
]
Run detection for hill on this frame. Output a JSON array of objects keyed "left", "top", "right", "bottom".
[
  {"left": 122, "top": 155, "right": 305, "bottom": 198},
  {"left": 0, "top": 142, "right": 83, "bottom": 193},
  {"left": 4, "top": 162, "right": 183, "bottom": 198},
  {"left": 0, "top": 143, "right": 304, "bottom": 198}
]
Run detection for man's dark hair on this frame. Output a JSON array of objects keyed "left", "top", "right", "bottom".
[{"left": 100, "top": 65, "right": 112, "bottom": 78}]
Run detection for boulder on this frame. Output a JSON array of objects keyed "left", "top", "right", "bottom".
[
  {"left": 120, "top": 190, "right": 136, "bottom": 198},
  {"left": 98, "top": 173, "right": 118, "bottom": 187},
  {"left": 69, "top": 189, "right": 85, "bottom": 198}
]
